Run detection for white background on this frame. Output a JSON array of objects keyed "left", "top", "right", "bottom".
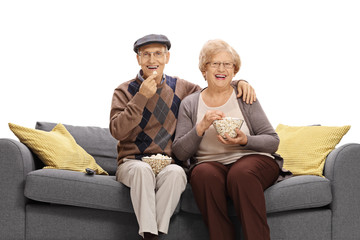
[{"left": 1, "top": 0, "right": 359, "bottom": 146}]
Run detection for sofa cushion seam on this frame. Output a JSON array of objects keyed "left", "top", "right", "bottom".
[{"left": 27, "top": 174, "right": 118, "bottom": 188}]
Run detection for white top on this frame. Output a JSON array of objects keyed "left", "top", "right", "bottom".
[{"left": 195, "top": 90, "right": 273, "bottom": 164}]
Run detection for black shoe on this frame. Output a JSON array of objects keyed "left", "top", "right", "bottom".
[{"left": 143, "top": 232, "right": 158, "bottom": 240}]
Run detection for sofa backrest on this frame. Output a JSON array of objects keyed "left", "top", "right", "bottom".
[{"left": 35, "top": 122, "right": 118, "bottom": 175}]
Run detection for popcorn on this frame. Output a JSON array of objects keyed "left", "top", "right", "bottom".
[
  {"left": 213, "top": 117, "right": 244, "bottom": 138},
  {"left": 142, "top": 154, "right": 172, "bottom": 175},
  {"left": 153, "top": 71, "right": 157, "bottom": 75},
  {"left": 147, "top": 153, "right": 171, "bottom": 159}
]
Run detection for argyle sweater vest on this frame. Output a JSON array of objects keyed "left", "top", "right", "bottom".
[{"left": 110, "top": 75, "right": 200, "bottom": 164}]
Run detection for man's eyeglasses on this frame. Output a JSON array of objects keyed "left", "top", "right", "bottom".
[
  {"left": 138, "top": 51, "right": 166, "bottom": 59},
  {"left": 207, "top": 62, "right": 234, "bottom": 69}
]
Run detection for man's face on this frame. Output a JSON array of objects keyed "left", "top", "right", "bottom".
[{"left": 136, "top": 43, "right": 170, "bottom": 82}]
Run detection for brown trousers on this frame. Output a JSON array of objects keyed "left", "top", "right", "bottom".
[{"left": 190, "top": 154, "right": 279, "bottom": 240}]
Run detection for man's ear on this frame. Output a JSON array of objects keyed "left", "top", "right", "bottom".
[
  {"left": 165, "top": 51, "right": 170, "bottom": 64},
  {"left": 136, "top": 54, "right": 141, "bottom": 65}
]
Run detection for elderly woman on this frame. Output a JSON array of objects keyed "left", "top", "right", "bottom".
[{"left": 172, "top": 39, "right": 283, "bottom": 240}]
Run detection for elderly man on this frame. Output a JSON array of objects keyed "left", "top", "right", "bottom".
[{"left": 109, "top": 34, "right": 256, "bottom": 240}]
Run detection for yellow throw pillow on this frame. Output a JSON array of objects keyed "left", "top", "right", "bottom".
[
  {"left": 276, "top": 124, "right": 350, "bottom": 177},
  {"left": 9, "top": 123, "right": 108, "bottom": 175}
]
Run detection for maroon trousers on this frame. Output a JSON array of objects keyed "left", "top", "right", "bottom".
[{"left": 190, "top": 154, "right": 279, "bottom": 240}]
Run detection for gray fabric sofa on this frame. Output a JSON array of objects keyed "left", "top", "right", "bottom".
[{"left": 1, "top": 121, "right": 360, "bottom": 240}]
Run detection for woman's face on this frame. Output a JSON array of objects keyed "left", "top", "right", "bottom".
[{"left": 203, "top": 51, "right": 235, "bottom": 90}]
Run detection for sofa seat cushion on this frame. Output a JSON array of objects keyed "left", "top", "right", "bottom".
[
  {"left": 25, "top": 169, "right": 133, "bottom": 212},
  {"left": 25, "top": 169, "right": 182, "bottom": 214},
  {"left": 180, "top": 175, "right": 332, "bottom": 215}
]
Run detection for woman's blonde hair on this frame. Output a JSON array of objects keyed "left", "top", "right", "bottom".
[{"left": 199, "top": 39, "right": 241, "bottom": 78}]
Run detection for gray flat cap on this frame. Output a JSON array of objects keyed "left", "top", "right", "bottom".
[{"left": 133, "top": 34, "right": 171, "bottom": 53}]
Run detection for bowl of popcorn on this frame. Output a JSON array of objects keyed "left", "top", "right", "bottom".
[
  {"left": 213, "top": 117, "right": 244, "bottom": 139},
  {"left": 142, "top": 154, "right": 172, "bottom": 176}
]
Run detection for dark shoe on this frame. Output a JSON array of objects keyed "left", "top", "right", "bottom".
[{"left": 143, "top": 232, "right": 158, "bottom": 240}]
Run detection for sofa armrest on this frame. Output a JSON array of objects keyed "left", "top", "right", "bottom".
[
  {"left": 0, "top": 138, "right": 37, "bottom": 240},
  {"left": 323, "top": 143, "right": 360, "bottom": 240}
]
